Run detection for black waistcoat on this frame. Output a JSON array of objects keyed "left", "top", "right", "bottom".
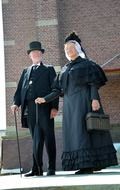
[{"left": 26, "top": 67, "right": 38, "bottom": 101}]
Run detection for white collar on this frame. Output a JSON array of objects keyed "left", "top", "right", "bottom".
[{"left": 32, "top": 63, "right": 41, "bottom": 67}]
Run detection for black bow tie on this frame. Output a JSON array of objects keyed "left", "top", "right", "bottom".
[{"left": 32, "top": 65, "right": 39, "bottom": 70}]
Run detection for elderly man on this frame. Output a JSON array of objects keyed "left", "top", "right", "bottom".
[{"left": 11, "top": 41, "right": 59, "bottom": 176}]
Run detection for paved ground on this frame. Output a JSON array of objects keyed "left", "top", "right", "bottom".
[{"left": 0, "top": 167, "right": 120, "bottom": 190}]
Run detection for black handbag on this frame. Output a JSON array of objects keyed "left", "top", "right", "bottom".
[{"left": 86, "top": 112, "right": 111, "bottom": 131}]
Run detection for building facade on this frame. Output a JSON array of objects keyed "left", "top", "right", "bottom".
[{"left": 2, "top": 0, "right": 120, "bottom": 127}]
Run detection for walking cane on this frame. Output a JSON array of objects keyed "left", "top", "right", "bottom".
[
  {"left": 14, "top": 111, "right": 22, "bottom": 177},
  {"left": 33, "top": 103, "right": 41, "bottom": 175}
]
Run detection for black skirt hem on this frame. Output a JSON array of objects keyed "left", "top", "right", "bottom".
[{"left": 62, "top": 145, "right": 118, "bottom": 171}]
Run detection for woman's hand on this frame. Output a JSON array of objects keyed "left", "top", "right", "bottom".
[
  {"left": 35, "top": 97, "right": 46, "bottom": 104},
  {"left": 92, "top": 99, "right": 100, "bottom": 111}
]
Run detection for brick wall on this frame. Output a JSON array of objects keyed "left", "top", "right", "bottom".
[
  {"left": 56, "top": 0, "right": 120, "bottom": 66},
  {"left": 2, "top": 0, "right": 61, "bottom": 127},
  {"left": 100, "top": 76, "right": 120, "bottom": 124},
  {"left": 2, "top": 0, "right": 120, "bottom": 127}
]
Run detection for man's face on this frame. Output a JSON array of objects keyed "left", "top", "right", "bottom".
[{"left": 29, "top": 50, "right": 43, "bottom": 64}]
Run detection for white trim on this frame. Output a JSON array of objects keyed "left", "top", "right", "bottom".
[
  {"left": 36, "top": 19, "right": 58, "bottom": 27},
  {"left": 4, "top": 40, "right": 15, "bottom": 46},
  {"left": 6, "top": 82, "right": 17, "bottom": 88},
  {"left": 0, "top": 0, "right": 6, "bottom": 130},
  {"left": 2, "top": 0, "right": 9, "bottom": 4}
]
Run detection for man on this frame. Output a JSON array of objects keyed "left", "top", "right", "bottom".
[{"left": 11, "top": 41, "right": 59, "bottom": 176}]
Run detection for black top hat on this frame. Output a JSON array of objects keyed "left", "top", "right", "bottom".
[
  {"left": 64, "top": 32, "right": 81, "bottom": 45},
  {"left": 27, "top": 41, "right": 45, "bottom": 54}
]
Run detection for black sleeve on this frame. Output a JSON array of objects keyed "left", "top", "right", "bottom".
[
  {"left": 45, "top": 89, "right": 61, "bottom": 103},
  {"left": 88, "top": 61, "right": 108, "bottom": 88},
  {"left": 49, "top": 66, "right": 59, "bottom": 110},
  {"left": 90, "top": 84, "right": 100, "bottom": 100},
  {"left": 45, "top": 73, "right": 61, "bottom": 104},
  {"left": 13, "top": 69, "right": 26, "bottom": 106}
]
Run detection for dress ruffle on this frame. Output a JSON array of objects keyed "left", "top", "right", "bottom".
[{"left": 62, "top": 145, "right": 118, "bottom": 171}]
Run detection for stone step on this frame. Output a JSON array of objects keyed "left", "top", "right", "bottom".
[{"left": 0, "top": 168, "right": 120, "bottom": 190}]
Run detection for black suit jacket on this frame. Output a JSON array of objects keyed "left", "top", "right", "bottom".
[{"left": 13, "top": 63, "right": 59, "bottom": 128}]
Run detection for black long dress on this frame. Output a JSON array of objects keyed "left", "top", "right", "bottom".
[{"left": 44, "top": 56, "right": 118, "bottom": 171}]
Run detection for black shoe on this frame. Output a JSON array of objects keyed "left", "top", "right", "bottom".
[
  {"left": 47, "top": 170, "right": 55, "bottom": 176},
  {"left": 24, "top": 170, "right": 43, "bottom": 177},
  {"left": 75, "top": 169, "right": 93, "bottom": 175}
]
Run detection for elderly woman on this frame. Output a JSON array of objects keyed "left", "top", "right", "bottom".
[{"left": 35, "top": 32, "right": 118, "bottom": 174}]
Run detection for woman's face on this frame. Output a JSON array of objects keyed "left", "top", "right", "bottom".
[{"left": 64, "top": 42, "right": 79, "bottom": 60}]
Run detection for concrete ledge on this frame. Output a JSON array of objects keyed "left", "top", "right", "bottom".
[{"left": 0, "top": 169, "right": 120, "bottom": 190}]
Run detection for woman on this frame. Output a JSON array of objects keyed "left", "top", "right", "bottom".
[{"left": 35, "top": 32, "right": 118, "bottom": 174}]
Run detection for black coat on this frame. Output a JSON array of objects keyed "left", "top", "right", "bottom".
[
  {"left": 13, "top": 63, "right": 58, "bottom": 128},
  {"left": 44, "top": 56, "right": 118, "bottom": 171}
]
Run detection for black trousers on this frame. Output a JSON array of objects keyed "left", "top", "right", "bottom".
[{"left": 27, "top": 101, "right": 56, "bottom": 172}]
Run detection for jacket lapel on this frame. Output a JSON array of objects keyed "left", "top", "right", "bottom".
[{"left": 26, "top": 66, "right": 32, "bottom": 81}]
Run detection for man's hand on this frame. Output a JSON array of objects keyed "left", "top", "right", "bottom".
[
  {"left": 92, "top": 100, "right": 100, "bottom": 111},
  {"left": 50, "top": 109, "right": 58, "bottom": 119},
  {"left": 11, "top": 105, "right": 19, "bottom": 115},
  {"left": 35, "top": 97, "right": 46, "bottom": 104}
]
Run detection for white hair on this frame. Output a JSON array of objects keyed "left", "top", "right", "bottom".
[{"left": 65, "top": 40, "right": 86, "bottom": 61}]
